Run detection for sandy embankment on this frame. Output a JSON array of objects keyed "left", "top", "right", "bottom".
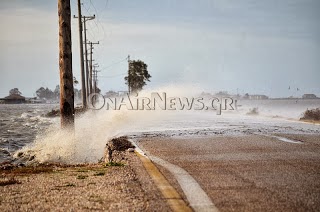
[{"left": 0, "top": 152, "right": 171, "bottom": 211}]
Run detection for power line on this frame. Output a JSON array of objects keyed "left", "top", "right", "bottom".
[
  {"left": 90, "top": 0, "right": 99, "bottom": 17},
  {"left": 80, "top": 0, "right": 109, "bottom": 60},
  {"left": 82, "top": 3, "right": 98, "bottom": 41},
  {"left": 99, "top": 73, "right": 127, "bottom": 78},
  {"left": 89, "top": 0, "right": 109, "bottom": 14},
  {"left": 100, "top": 58, "right": 127, "bottom": 71},
  {"left": 88, "top": 0, "right": 107, "bottom": 42},
  {"left": 104, "top": 0, "right": 110, "bottom": 11}
]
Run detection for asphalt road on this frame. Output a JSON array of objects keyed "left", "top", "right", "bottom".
[{"left": 138, "top": 133, "right": 320, "bottom": 212}]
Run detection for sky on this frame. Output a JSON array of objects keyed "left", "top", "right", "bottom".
[{"left": 0, "top": 0, "right": 319, "bottom": 98}]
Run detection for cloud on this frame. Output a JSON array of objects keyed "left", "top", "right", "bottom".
[
  {"left": 0, "top": 8, "right": 58, "bottom": 43},
  {"left": 0, "top": 0, "right": 319, "bottom": 98}
]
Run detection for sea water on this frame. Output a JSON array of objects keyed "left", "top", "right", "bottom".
[{"left": 1, "top": 91, "right": 319, "bottom": 164}]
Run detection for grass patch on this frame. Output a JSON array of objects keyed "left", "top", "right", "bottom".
[
  {"left": 93, "top": 171, "right": 105, "bottom": 176},
  {"left": 105, "top": 162, "right": 125, "bottom": 167},
  {"left": 0, "top": 177, "right": 21, "bottom": 186},
  {"left": 1, "top": 166, "right": 54, "bottom": 175},
  {"left": 76, "top": 175, "right": 88, "bottom": 180}
]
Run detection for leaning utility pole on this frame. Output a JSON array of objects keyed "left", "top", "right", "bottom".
[
  {"left": 89, "top": 41, "right": 99, "bottom": 94},
  {"left": 58, "top": 0, "right": 74, "bottom": 128},
  {"left": 75, "top": 0, "right": 87, "bottom": 108}
]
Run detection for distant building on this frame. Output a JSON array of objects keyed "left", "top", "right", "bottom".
[
  {"left": 0, "top": 94, "right": 26, "bottom": 104},
  {"left": 249, "top": 95, "right": 269, "bottom": 100},
  {"left": 302, "top": 94, "right": 318, "bottom": 99},
  {"left": 105, "top": 90, "right": 119, "bottom": 98},
  {"left": 215, "top": 91, "right": 230, "bottom": 97},
  {"left": 118, "top": 91, "right": 128, "bottom": 96},
  {"left": 27, "top": 98, "right": 46, "bottom": 104},
  {"left": 200, "top": 92, "right": 213, "bottom": 97}
]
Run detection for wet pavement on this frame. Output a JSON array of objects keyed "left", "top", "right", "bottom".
[{"left": 138, "top": 134, "right": 320, "bottom": 212}]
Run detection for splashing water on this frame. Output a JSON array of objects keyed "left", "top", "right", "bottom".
[
  {"left": 13, "top": 85, "right": 320, "bottom": 164},
  {"left": 15, "top": 85, "right": 202, "bottom": 164},
  {"left": 17, "top": 109, "right": 164, "bottom": 164}
]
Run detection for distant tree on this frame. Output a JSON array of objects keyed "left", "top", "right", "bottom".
[
  {"left": 95, "top": 87, "right": 101, "bottom": 94},
  {"left": 9, "top": 88, "right": 22, "bottom": 96},
  {"left": 73, "top": 77, "right": 79, "bottom": 85},
  {"left": 74, "top": 88, "right": 80, "bottom": 99},
  {"left": 243, "top": 93, "right": 250, "bottom": 99},
  {"left": 46, "top": 88, "right": 54, "bottom": 99},
  {"left": 36, "top": 87, "right": 54, "bottom": 99},
  {"left": 124, "top": 60, "right": 151, "bottom": 93},
  {"left": 36, "top": 87, "right": 45, "bottom": 99},
  {"left": 54, "top": 85, "right": 60, "bottom": 99}
]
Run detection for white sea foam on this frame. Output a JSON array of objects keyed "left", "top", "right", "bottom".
[{"left": 16, "top": 86, "right": 320, "bottom": 164}]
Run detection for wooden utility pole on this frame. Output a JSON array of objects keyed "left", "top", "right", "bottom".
[
  {"left": 92, "top": 64, "right": 100, "bottom": 93},
  {"left": 89, "top": 46, "right": 93, "bottom": 93},
  {"left": 89, "top": 41, "right": 99, "bottom": 93},
  {"left": 58, "top": 0, "right": 74, "bottom": 128},
  {"left": 83, "top": 15, "right": 95, "bottom": 95},
  {"left": 127, "top": 55, "right": 131, "bottom": 94},
  {"left": 75, "top": 0, "right": 87, "bottom": 108}
]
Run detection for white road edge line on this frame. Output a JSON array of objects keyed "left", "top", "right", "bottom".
[
  {"left": 254, "top": 133, "right": 303, "bottom": 144},
  {"left": 271, "top": 135, "right": 303, "bottom": 144},
  {"left": 131, "top": 139, "right": 219, "bottom": 212}
]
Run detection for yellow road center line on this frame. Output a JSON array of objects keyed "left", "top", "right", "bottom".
[{"left": 136, "top": 151, "right": 193, "bottom": 212}]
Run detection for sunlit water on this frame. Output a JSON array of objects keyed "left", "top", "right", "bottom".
[{"left": 0, "top": 94, "right": 319, "bottom": 164}]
